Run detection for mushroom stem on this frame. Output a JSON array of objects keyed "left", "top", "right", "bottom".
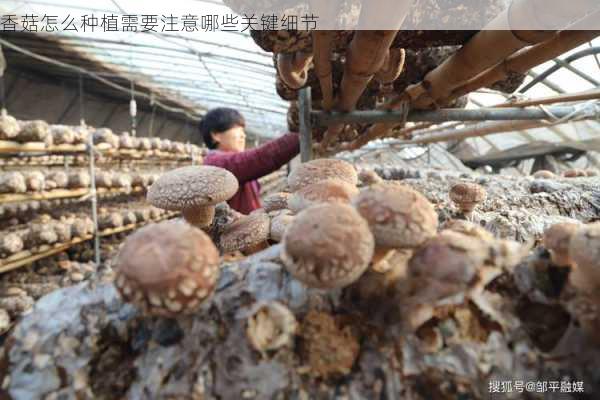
[
  {"left": 371, "top": 247, "right": 396, "bottom": 273},
  {"left": 277, "top": 51, "right": 314, "bottom": 90},
  {"left": 182, "top": 206, "right": 216, "bottom": 229}
]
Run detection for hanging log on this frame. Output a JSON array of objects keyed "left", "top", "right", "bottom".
[{"left": 447, "top": 29, "right": 600, "bottom": 103}]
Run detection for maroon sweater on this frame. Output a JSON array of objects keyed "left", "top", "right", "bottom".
[{"left": 203, "top": 132, "right": 300, "bottom": 215}]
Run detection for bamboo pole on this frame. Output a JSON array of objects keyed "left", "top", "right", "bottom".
[
  {"left": 0, "top": 187, "right": 145, "bottom": 206},
  {"left": 447, "top": 30, "right": 600, "bottom": 104},
  {"left": 495, "top": 89, "right": 600, "bottom": 109},
  {"left": 394, "top": 119, "right": 557, "bottom": 146},
  {"left": 404, "top": 1, "right": 561, "bottom": 109}
]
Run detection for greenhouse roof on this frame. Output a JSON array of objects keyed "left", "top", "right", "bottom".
[{"left": 0, "top": 0, "right": 599, "bottom": 150}]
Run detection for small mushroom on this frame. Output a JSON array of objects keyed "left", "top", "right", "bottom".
[
  {"left": 262, "top": 192, "right": 290, "bottom": 213},
  {"left": 287, "top": 179, "right": 359, "bottom": 213},
  {"left": 449, "top": 182, "right": 487, "bottom": 219},
  {"left": 568, "top": 222, "right": 600, "bottom": 293},
  {"left": 563, "top": 169, "right": 587, "bottom": 178},
  {"left": 220, "top": 213, "right": 270, "bottom": 255},
  {"left": 287, "top": 158, "right": 358, "bottom": 192},
  {"left": 532, "top": 170, "right": 556, "bottom": 179},
  {"left": 246, "top": 301, "right": 298, "bottom": 354},
  {"left": 353, "top": 183, "right": 438, "bottom": 271},
  {"left": 542, "top": 222, "right": 581, "bottom": 267},
  {"left": 147, "top": 166, "right": 239, "bottom": 229},
  {"left": 113, "top": 220, "right": 220, "bottom": 317},
  {"left": 24, "top": 171, "right": 45, "bottom": 192},
  {"left": 357, "top": 169, "right": 383, "bottom": 186},
  {"left": 281, "top": 203, "right": 374, "bottom": 289}
]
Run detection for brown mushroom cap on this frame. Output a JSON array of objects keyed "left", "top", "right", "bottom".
[
  {"left": 148, "top": 166, "right": 238, "bottom": 211},
  {"left": 449, "top": 182, "right": 487, "bottom": 213},
  {"left": 220, "top": 212, "right": 271, "bottom": 255},
  {"left": 113, "top": 220, "right": 220, "bottom": 316},
  {"left": 585, "top": 169, "right": 598, "bottom": 177},
  {"left": 568, "top": 222, "right": 600, "bottom": 292},
  {"left": 281, "top": 203, "right": 374, "bottom": 289},
  {"left": 288, "top": 179, "right": 359, "bottom": 214},
  {"left": 287, "top": 158, "right": 358, "bottom": 192},
  {"left": 357, "top": 169, "right": 383, "bottom": 186},
  {"left": 352, "top": 183, "right": 438, "bottom": 249},
  {"left": 532, "top": 170, "right": 556, "bottom": 179},
  {"left": 262, "top": 192, "right": 290, "bottom": 213},
  {"left": 543, "top": 222, "right": 581, "bottom": 266},
  {"left": 563, "top": 169, "right": 587, "bottom": 178},
  {"left": 148, "top": 166, "right": 238, "bottom": 228}
]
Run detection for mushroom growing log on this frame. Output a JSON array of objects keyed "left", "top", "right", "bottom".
[
  {"left": 15, "top": 120, "right": 49, "bottom": 143},
  {"left": 0, "top": 112, "right": 20, "bottom": 140},
  {"left": 0, "top": 172, "right": 27, "bottom": 194}
]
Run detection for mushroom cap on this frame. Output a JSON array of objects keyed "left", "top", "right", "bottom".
[
  {"left": 352, "top": 183, "right": 438, "bottom": 249},
  {"left": 543, "top": 222, "right": 581, "bottom": 266},
  {"left": 563, "top": 169, "right": 587, "bottom": 178},
  {"left": 147, "top": 166, "right": 238, "bottom": 211},
  {"left": 568, "top": 222, "right": 600, "bottom": 291},
  {"left": 281, "top": 203, "right": 375, "bottom": 289},
  {"left": 114, "top": 219, "right": 220, "bottom": 316},
  {"left": 449, "top": 182, "right": 487, "bottom": 206},
  {"left": 357, "top": 169, "right": 383, "bottom": 186},
  {"left": 288, "top": 179, "right": 359, "bottom": 213},
  {"left": 220, "top": 212, "right": 270, "bottom": 254},
  {"left": 532, "top": 170, "right": 556, "bottom": 179},
  {"left": 262, "top": 192, "right": 290, "bottom": 213},
  {"left": 585, "top": 169, "right": 598, "bottom": 177},
  {"left": 287, "top": 158, "right": 358, "bottom": 192}
]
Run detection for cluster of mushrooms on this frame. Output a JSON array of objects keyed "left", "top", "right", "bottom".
[{"left": 111, "top": 159, "right": 533, "bottom": 338}]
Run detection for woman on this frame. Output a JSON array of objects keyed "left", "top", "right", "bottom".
[{"left": 200, "top": 107, "right": 300, "bottom": 215}]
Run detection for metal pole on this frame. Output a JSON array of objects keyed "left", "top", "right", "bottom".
[
  {"left": 88, "top": 133, "right": 101, "bottom": 266},
  {"left": 313, "top": 105, "right": 596, "bottom": 126},
  {"left": 298, "top": 87, "right": 313, "bottom": 163}
]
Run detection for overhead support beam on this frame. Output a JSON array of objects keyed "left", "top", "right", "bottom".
[{"left": 313, "top": 105, "right": 597, "bottom": 126}]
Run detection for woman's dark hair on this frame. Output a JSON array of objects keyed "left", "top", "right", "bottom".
[{"left": 198, "top": 107, "right": 245, "bottom": 149}]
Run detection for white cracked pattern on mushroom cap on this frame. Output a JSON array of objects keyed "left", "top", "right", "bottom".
[
  {"left": 287, "top": 158, "right": 358, "bottom": 192},
  {"left": 220, "top": 213, "right": 271, "bottom": 253},
  {"left": 288, "top": 179, "right": 360, "bottom": 213},
  {"left": 353, "top": 183, "right": 438, "bottom": 248},
  {"left": 114, "top": 219, "right": 220, "bottom": 315},
  {"left": 147, "top": 166, "right": 239, "bottom": 211},
  {"left": 281, "top": 203, "right": 374, "bottom": 289}
]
